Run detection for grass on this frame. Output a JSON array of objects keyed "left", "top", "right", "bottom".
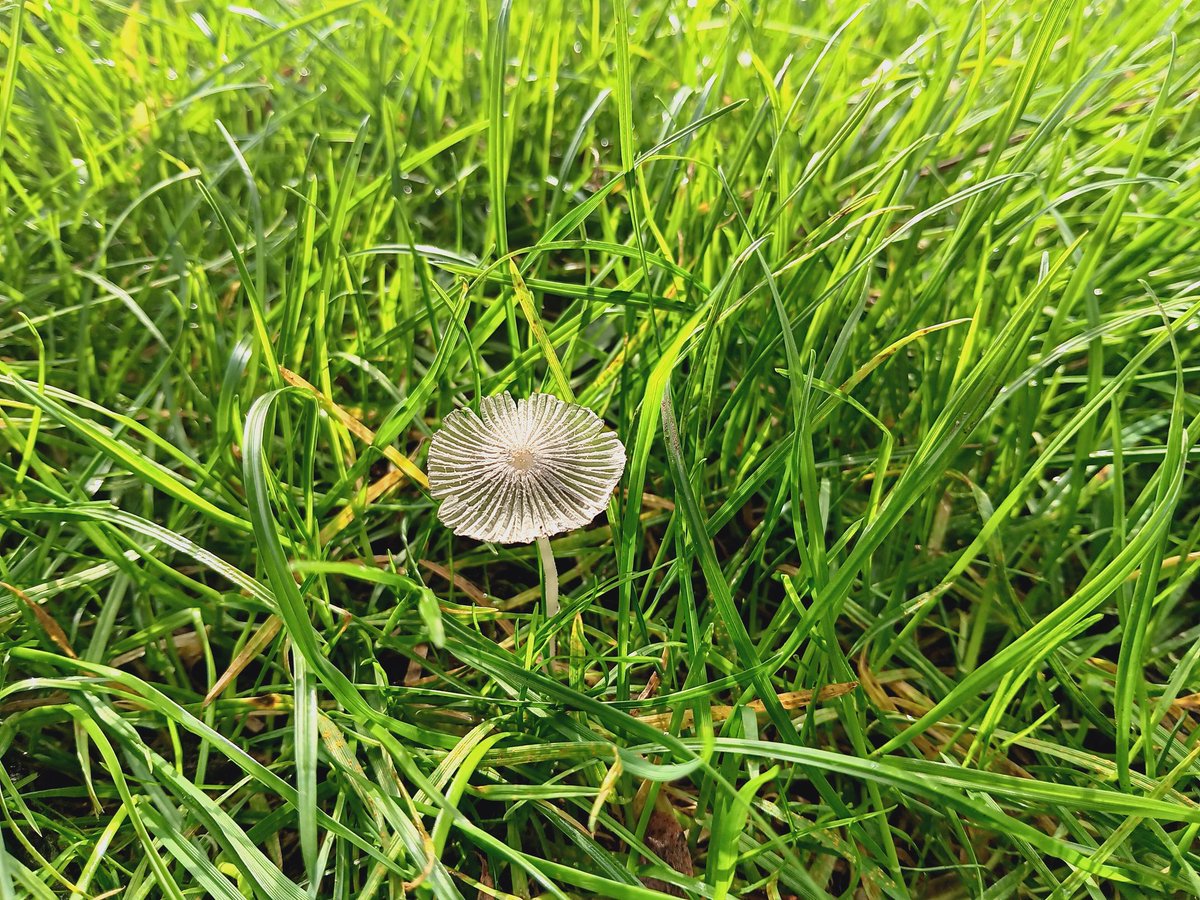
[{"left": 1, "top": 0, "right": 1199, "bottom": 896}]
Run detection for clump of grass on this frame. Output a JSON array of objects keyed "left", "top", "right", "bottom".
[{"left": 2, "top": 0, "right": 1199, "bottom": 897}]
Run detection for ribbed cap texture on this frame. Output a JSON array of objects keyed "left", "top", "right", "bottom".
[{"left": 427, "top": 392, "right": 626, "bottom": 544}]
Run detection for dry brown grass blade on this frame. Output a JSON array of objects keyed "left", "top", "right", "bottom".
[
  {"left": 278, "top": 365, "right": 429, "bottom": 489},
  {"left": 419, "top": 558, "right": 516, "bottom": 636},
  {"left": 204, "top": 615, "right": 283, "bottom": 706},
  {"left": 1127, "top": 550, "right": 1200, "bottom": 582},
  {"left": 320, "top": 467, "right": 407, "bottom": 544},
  {"left": 419, "top": 559, "right": 492, "bottom": 607},
  {"left": 404, "top": 643, "right": 431, "bottom": 687},
  {"left": 2, "top": 581, "right": 77, "bottom": 659},
  {"left": 635, "top": 681, "right": 859, "bottom": 731},
  {"left": 629, "top": 490, "right": 675, "bottom": 512},
  {"left": 110, "top": 629, "right": 205, "bottom": 668}
]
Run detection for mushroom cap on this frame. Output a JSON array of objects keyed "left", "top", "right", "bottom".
[{"left": 427, "top": 392, "right": 626, "bottom": 544}]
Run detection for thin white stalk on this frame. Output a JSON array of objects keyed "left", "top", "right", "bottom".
[{"left": 536, "top": 533, "right": 559, "bottom": 657}]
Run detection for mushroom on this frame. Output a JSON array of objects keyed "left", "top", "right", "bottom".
[{"left": 427, "top": 392, "right": 626, "bottom": 654}]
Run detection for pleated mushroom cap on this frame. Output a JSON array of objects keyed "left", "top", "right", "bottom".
[{"left": 427, "top": 392, "right": 626, "bottom": 544}]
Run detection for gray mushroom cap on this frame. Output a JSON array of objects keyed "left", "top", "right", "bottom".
[{"left": 427, "top": 392, "right": 626, "bottom": 544}]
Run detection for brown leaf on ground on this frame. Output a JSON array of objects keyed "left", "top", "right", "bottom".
[{"left": 641, "top": 792, "right": 693, "bottom": 896}]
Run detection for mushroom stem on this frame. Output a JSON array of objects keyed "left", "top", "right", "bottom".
[{"left": 536, "top": 534, "right": 559, "bottom": 657}]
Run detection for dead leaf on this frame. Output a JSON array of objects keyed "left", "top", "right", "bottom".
[{"left": 641, "top": 791, "right": 693, "bottom": 896}]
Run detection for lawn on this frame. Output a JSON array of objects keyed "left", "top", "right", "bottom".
[{"left": 2, "top": 0, "right": 1199, "bottom": 897}]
